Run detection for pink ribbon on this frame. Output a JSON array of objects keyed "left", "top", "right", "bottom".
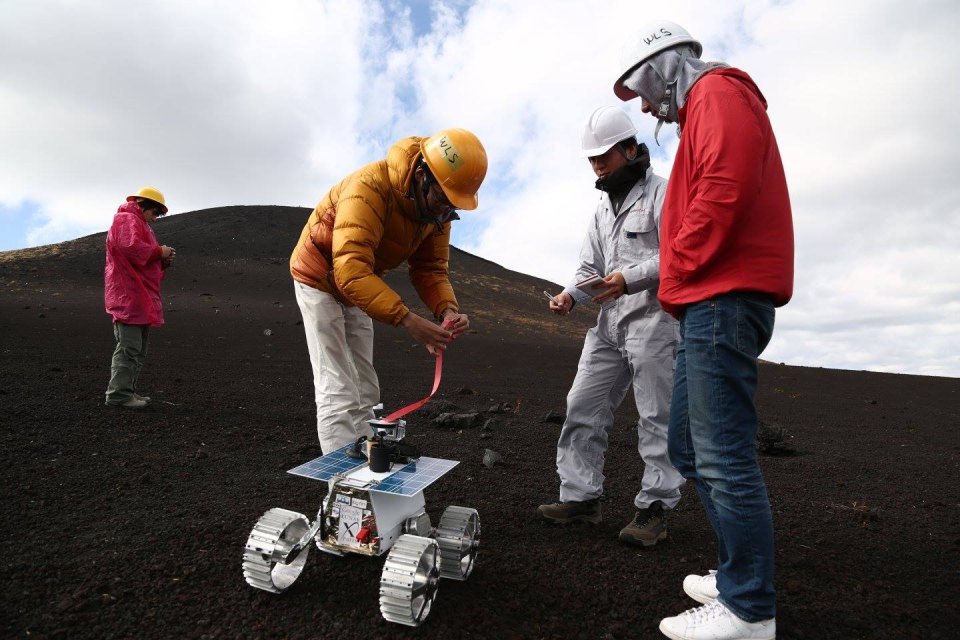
[
  {"left": 382, "top": 350, "right": 444, "bottom": 422},
  {"left": 382, "top": 317, "right": 456, "bottom": 422}
]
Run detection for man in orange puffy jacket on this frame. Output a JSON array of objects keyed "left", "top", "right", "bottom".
[
  {"left": 290, "top": 129, "right": 487, "bottom": 453},
  {"left": 104, "top": 187, "right": 176, "bottom": 409}
]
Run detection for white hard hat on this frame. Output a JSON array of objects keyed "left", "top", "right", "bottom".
[
  {"left": 613, "top": 20, "right": 702, "bottom": 100},
  {"left": 581, "top": 106, "right": 637, "bottom": 157}
]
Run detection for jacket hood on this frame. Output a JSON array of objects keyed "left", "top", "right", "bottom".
[
  {"left": 117, "top": 200, "right": 145, "bottom": 217},
  {"left": 708, "top": 67, "right": 767, "bottom": 109},
  {"left": 385, "top": 136, "right": 423, "bottom": 200},
  {"left": 620, "top": 46, "right": 727, "bottom": 122}
]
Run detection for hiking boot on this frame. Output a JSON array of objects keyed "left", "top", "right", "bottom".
[
  {"left": 683, "top": 570, "right": 719, "bottom": 604},
  {"left": 537, "top": 498, "right": 601, "bottom": 524},
  {"left": 618, "top": 501, "right": 667, "bottom": 547},
  {"left": 134, "top": 393, "right": 151, "bottom": 402},
  {"left": 107, "top": 397, "right": 148, "bottom": 409},
  {"left": 658, "top": 600, "right": 775, "bottom": 640}
]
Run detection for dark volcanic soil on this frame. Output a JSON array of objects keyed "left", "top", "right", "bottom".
[{"left": 1, "top": 206, "right": 958, "bottom": 640}]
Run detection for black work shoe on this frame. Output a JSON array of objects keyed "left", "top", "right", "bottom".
[
  {"left": 105, "top": 397, "right": 148, "bottom": 409},
  {"left": 618, "top": 501, "right": 667, "bottom": 547},
  {"left": 537, "top": 498, "right": 602, "bottom": 524}
]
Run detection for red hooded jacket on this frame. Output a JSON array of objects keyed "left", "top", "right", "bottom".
[
  {"left": 104, "top": 201, "right": 166, "bottom": 326},
  {"left": 658, "top": 68, "right": 794, "bottom": 318}
]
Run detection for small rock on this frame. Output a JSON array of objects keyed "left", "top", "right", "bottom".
[
  {"left": 263, "top": 329, "right": 272, "bottom": 336},
  {"left": 482, "top": 449, "right": 503, "bottom": 468},
  {"left": 757, "top": 421, "right": 798, "bottom": 455},
  {"left": 423, "top": 399, "right": 461, "bottom": 417},
  {"left": 455, "top": 412, "right": 482, "bottom": 428},
  {"left": 434, "top": 412, "right": 482, "bottom": 429},
  {"left": 433, "top": 412, "right": 456, "bottom": 426}
]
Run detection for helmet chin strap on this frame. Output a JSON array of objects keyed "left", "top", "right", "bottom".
[{"left": 651, "top": 48, "right": 689, "bottom": 146}]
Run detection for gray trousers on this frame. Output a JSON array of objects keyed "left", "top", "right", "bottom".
[
  {"left": 105, "top": 322, "right": 150, "bottom": 405},
  {"left": 556, "top": 324, "right": 684, "bottom": 510}
]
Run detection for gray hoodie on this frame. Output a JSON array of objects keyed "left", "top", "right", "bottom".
[{"left": 621, "top": 46, "right": 727, "bottom": 143}]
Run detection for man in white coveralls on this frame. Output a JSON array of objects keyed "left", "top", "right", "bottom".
[{"left": 538, "top": 106, "right": 683, "bottom": 548}]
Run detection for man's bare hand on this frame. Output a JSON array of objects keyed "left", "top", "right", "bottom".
[
  {"left": 548, "top": 292, "right": 574, "bottom": 316},
  {"left": 441, "top": 310, "right": 470, "bottom": 338},
  {"left": 161, "top": 245, "right": 176, "bottom": 259},
  {"left": 592, "top": 272, "right": 626, "bottom": 304},
  {"left": 401, "top": 311, "right": 452, "bottom": 355}
]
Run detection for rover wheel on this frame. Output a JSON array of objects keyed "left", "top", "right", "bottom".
[
  {"left": 435, "top": 506, "right": 480, "bottom": 580},
  {"left": 242, "top": 508, "right": 311, "bottom": 593},
  {"left": 404, "top": 511, "right": 433, "bottom": 537},
  {"left": 379, "top": 534, "right": 440, "bottom": 627}
]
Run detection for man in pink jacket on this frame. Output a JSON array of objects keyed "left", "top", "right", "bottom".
[
  {"left": 104, "top": 187, "right": 176, "bottom": 408},
  {"left": 614, "top": 21, "right": 794, "bottom": 640}
]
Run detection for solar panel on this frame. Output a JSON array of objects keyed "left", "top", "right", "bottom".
[
  {"left": 369, "top": 457, "right": 459, "bottom": 496},
  {"left": 287, "top": 444, "right": 458, "bottom": 497},
  {"left": 287, "top": 443, "right": 367, "bottom": 481}
]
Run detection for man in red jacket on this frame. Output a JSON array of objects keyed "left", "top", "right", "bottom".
[
  {"left": 104, "top": 187, "right": 176, "bottom": 408},
  {"left": 614, "top": 20, "right": 794, "bottom": 640}
]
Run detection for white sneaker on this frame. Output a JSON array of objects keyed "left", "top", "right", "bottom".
[
  {"left": 659, "top": 600, "right": 775, "bottom": 640},
  {"left": 684, "top": 570, "right": 719, "bottom": 604},
  {"left": 134, "top": 393, "right": 151, "bottom": 402}
]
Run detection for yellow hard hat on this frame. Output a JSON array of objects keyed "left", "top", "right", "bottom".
[
  {"left": 126, "top": 186, "right": 168, "bottom": 213},
  {"left": 420, "top": 129, "right": 487, "bottom": 211}
]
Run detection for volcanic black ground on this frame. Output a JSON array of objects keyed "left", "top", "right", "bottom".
[{"left": 1, "top": 206, "right": 958, "bottom": 639}]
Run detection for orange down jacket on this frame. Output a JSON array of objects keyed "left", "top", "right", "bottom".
[{"left": 290, "top": 137, "right": 459, "bottom": 326}]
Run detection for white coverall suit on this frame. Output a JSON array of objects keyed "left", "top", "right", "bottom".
[{"left": 556, "top": 168, "right": 684, "bottom": 510}]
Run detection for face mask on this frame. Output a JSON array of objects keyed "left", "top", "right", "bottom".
[
  {"left": 622, "top": 48, "right": 691, "bottom": 145},
  {"left": 594, "top": 143, "right": 650, "bottom": 192}
]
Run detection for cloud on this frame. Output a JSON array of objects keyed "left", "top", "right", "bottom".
[
  {"left": 0, "top": 0, "right": 372, "bottom": 242},
  {"left": 1, "top": 0, "right": 958, "bottom": 377}
]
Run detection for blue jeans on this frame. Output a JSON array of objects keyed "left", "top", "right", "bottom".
[{"left": 668, "top": 293, "right": 776, "bottom": 622}]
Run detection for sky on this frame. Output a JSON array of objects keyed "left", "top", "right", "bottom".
[{"left": 2, "top": 0, "right": 959, "bottom": 378}]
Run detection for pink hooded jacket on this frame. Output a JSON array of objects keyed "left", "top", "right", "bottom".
[{"left": 104, "top": 201, "right": 166, "bottom": 326}]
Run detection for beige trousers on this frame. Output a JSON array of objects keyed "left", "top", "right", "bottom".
[{"left": 294, "top": 282, "right": 380, "bottom": 454}]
